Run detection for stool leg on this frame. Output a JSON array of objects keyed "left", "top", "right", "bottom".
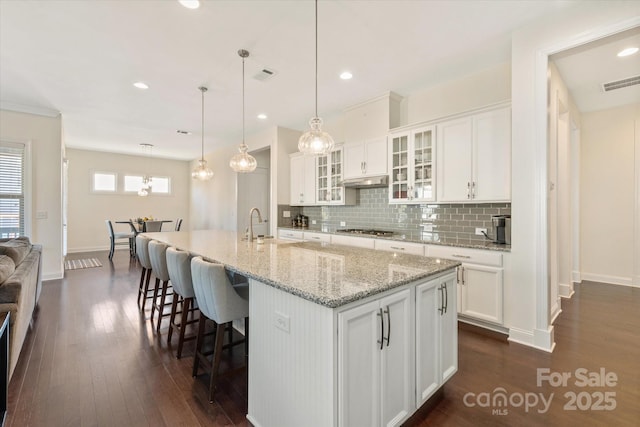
[
  {"left": 137, "top": 267, "right": 146, "bottom": 306},
  {"left": 141, "top": 269, "right": 152, "bottom": 311},
  {"left": 156, "top": 280, "right": 169, "bottom": 333},
  {"left": 150, "top": 278, "right": 160, "bottom": 319},
  {"left": 167, "top": 294, "right": 180, "bottom": 344},
  {"left": 192, "top": 315, "right": 207, "bottom": 377},
  {"left": 176, "top": 297, "right": 192, "bottom": 359},
  {"left": 244, "top": 316, "right": 249, "bottom": 361},
  {"left": 209, "top": 320, "right": 227, "bottom": 403}
]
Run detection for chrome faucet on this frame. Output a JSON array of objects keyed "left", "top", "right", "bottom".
[{"left": 248, "top": 207, "right": 263, "bottom": 242}]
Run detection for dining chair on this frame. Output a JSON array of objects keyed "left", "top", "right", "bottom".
[
  {"left": 145, "top": 220, "right": 164, "bottom": 232},
  {"left": 105, "top": 220, "right": 135, "bottom": 260},
  {"left": 191, "top": 256, "right": 249, "bottom": 403},
  {"left": 174, "top": 218, "right": 183, "bottom": 232}
]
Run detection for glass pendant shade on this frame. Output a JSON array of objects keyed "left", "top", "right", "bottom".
[
  {"left": 298, "top": 0, "right": 334, "bottom": 156},
  {"left": 230, "top": 143, "right": 257, "bottom": 172},
  {"left": 192, "top": 159, "right": 214, "bottom": 180},
  {"left": 193, "top": 86, "right": 214, "bottom": 181},
  {"left": 230, "top": 49, "right": 257, "bottom": 173},
  {"left": 298, "top": 116, "right": 334, "bottom": 155}
]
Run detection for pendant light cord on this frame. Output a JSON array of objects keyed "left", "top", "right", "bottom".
[
  {"left": 201, "top": 88, "right": 205, "bottom": 161},
  {"left": 315, "top": 0, "right": 318, "bottom": 118},
  {"left": 242, "top": 54, "right": 245, "bottom": 145}
]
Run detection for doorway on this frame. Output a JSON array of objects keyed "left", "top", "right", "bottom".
[{"left": 237, "top": 148, "right": 270, "bottom": 237}]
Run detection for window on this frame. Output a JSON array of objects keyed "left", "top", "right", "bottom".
[
  {"left": 123, "top": 175, "right": 170, "bottom": 195},
  {"left": 0, "top": 141, "right": 26, "bottom": 238},
  {"left": 92, "top": 172, "right": 117, "bottom": 192}
]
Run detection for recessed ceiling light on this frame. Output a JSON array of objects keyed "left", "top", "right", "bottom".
[
  {"left": 617, "top": 47, "right": 639, "bottom": 57},
  {"left": 340, "top": 71, "right": 353, "bottom": 80},
  {"left": 257, "top": 114, "right": 267, "bottom": 120},
  {"left": 176, "top": 130, "right": 192, "bottom": 135},
  {"left": 178, "top": 0, "right": 200, "bottom": 9},
  {"left": 133, "top": 82, "right": 149, "bottom": 89}
]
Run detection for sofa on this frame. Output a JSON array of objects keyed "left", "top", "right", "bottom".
[{"left": 0, "top": 237, "right": 42, "bottom": 379}]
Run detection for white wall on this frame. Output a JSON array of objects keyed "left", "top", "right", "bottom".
[
  {"left": 0, "top": 109, "right": 63, "bottom": 280},
  {"left": 510, "top": 2, "right": 639, "bottom": 351},
  {"left": 404, "top": 62, "right": 511, "bottom": 125},
  {"left": 580, "top": 104, "right": 638, "bottom": 286},
  {"left": 66, "top": 148, "right": 190, "bottom": 252}
]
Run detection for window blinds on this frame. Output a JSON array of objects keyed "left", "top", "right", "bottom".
[{"left": 0, "top": 141, "right": 25, "bottom": 238}]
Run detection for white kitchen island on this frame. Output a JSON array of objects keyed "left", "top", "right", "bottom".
[{"left": 148, "top": 230, "right": 459, "bottom": 427}]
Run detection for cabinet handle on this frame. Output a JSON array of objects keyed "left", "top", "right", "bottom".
[
  {"left": 311, "top": 236, "right": 320, "bottom": 240},
  {"left": 377, "top": 308, "right": 384, "bottom": 350},
  {"left": 461, "top": 267, "right": 465, "bottom": 285},
  {"left": 467, "top": 182, "right": 471, "bottom": 199},
  {"left": 443, "top": 282, "right": 448, "bottom": 314},
  {"left": 452, "top": 254, "right": 471, "bottom": 259},
  {"left": 438, "top": 285, "right": 444, "bottom": 315},
  {"left": 390, "top": 246, "right": 405, "bottom": 251},
  {"left": 384, "top": 306, "right": 391, "bottom": 347},
  {"left": 363, "top": 161, "right": 367, "bottom": 174},
  {"left": 472, "top": 181, "right": 476, "bottom": 199},
  {"left": 456, "top": 267, "right": 461, "bottom": 284}
]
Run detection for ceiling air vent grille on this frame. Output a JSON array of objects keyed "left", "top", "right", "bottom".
[
  {"left": 602, "top": 75, "right": 640, "bottom": 92},
  {"left": 253, "top": 68, "right": 277, "bottom": 82}
]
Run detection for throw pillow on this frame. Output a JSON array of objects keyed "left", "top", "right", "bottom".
[
  {"left": 0, "top": 255, "right": 15, "bottom": 285},
  {"left": 0, "top": 237, "right": 32, "bottom": 266}
]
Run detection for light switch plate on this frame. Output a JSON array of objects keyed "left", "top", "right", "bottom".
[
  {"left": 312, "top": 220, "right": 316, "bottom": 225},
  {"left": 36, "top": 211, "right": 48, "bottom": 219},
  {"left": 283, "top": 211, "right": 291, "bottom": 218},
  {"left": 274, "top": 311, "right": 290, "bottom": 333},
  {"left": 340, "top": 221, "right": 346, "bottom": 227}
]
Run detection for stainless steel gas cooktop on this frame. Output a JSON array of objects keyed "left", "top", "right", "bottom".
[{"left": 336, "top": 228, "right": 395, "bottom": 237}]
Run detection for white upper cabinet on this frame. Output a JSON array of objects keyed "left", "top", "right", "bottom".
[
  {"left": 436, "top": 106, "right": 511, "bottom": 203},
  {"left": 389, "top": 126, "right": 436, "bottom": 204},
  {"left": 289, "top": 154, "right": 316, "bottom": 206},
  {"left": 344, "top": 137, "right": 388, "bottom": 179},
  {"left": 316, "top": 147, "right": 356, "bottom": 206}
]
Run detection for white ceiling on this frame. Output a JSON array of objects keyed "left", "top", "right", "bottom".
[
  {"left": 551, "top": 27, "right": 640, "bottom": 113},
  {"left": 1, "top": 0, "right": 627, "bottom": 161}
]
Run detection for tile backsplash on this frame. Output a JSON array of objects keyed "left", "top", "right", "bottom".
[{"left": 279, "top": 187, "right": 510, "bottom": 243}]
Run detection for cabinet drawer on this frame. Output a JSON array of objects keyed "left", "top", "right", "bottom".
[
  {"left": 375, "top": 239, "right": 425, "bottom": 256},
  {"left": 331, "top": 234, "right": 376, "bottom": 249},
  {"left": 277, "top": 229, "right": 304, "bottom": 241},
  {"left": 303, "top": 231, "right": 330, "bottom": 243},
  {"left": 427, "top": 245, "right": 502, "bottom": 267}
]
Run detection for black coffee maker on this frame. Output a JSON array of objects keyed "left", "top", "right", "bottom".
[{"left": 490, "top": 215, "right": 511, "bottom": 244}]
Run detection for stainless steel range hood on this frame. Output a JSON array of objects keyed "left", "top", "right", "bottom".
[{"left": 340, "top": 175, "right": 389, "bottom": 188}]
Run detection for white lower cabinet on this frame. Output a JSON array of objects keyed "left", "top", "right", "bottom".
[
  {"left": 458, "top": 263, "right": 503, "bottom": 324},
  {"left": 338, "top": 289, "right": 413, "bottom": 427},
  {"left": 415, "top": 274, "right": 457, "bottom": 406},
  {"left": 277, "top": 229, "right": 304, "bottom": 240}
]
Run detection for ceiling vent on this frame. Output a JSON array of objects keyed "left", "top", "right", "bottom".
[
  {"left": 253, "top": 67, "right": 277, "bottom": 82},
  {"left": 602, "top": 75, "right": 640, "bottom": 92}
]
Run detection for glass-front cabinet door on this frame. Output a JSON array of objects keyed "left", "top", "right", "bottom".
[
  {"left": 389, "top": 132, "right": 409, "bottom": 202},
  {"left": 389, "top": 126, "right": 436, "bottom": 203},
  {"left": 411, "top": 126, "right": 435, "bottom": 202},
  {"left": 317, "top": 147, "right": 345, "bottom": 204}
]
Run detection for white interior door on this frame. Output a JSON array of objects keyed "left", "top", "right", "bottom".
[{"left": 237, "top": 166, "right": 270, "bottom": 236}]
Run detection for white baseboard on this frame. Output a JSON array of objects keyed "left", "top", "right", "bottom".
[
  {"left": 559, "top": 282, "right": 574, "bottom": 298},
  {"left": 43, "top": 271, "right": 63, "bottom": 281},
  {"left": 581, "top": 272, "right": 634, "bottom": 287},
  {"left": 67, "top": 245, "right": 110, "bottom": 254},
  {"left": 572, "top": 270, "right": 581, "bottom": 283},
  {"left": 550, "top": 307, "right": 562, "bottom": 324},
  {"left": 508, "top": 326, "right": 555, "bottom": 353}
]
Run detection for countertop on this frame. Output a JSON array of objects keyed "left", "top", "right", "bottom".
[
  {"left": 146, "top": 230, "right": 459, "bottom": 309},
  {"left": 279, "top": 226, "right": 511, "bottom": 252}
]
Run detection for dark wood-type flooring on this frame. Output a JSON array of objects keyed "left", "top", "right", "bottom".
[{"left": 6, "top": 250, "right": 640, "bottom": 426}]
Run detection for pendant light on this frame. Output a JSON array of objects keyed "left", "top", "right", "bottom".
[
  {"left": 230, "top": 49, "right": 257, "bottom": 173},
  {"left": 138, "top": 143, "right": 153, "bottom": 197},
  {"left": 298, "top": 0, "right": 334, "bottom": 156},
  {"left": 192, "top": 86, "right": 214, "bottom": 180}
]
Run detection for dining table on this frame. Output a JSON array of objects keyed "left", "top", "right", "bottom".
[{"left": 115, "top": 220, "right": 173, "bottom": 233}]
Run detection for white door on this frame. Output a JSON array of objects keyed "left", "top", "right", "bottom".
[
  {"left": 415, "top": 280, "right": 440, "bottom": 405},
  {"left": 473, "top": 107, "right": 511, "bottom": 201},
  {"left": 437, "top": 118, "right": 472, "bottom": 202},
  {"left": 344, "top": 141, "right": 365, "bottom": 178},
  {"left": 303, "top": 154, "right": 316, "bottom": 204},
  {"left": 237, "top": 166, "right": 269, "bottom": 236},
  {"left": 290, "top": 155, "right": 304, "bottom": 205},
  {"left": 364, "top": 137, "right": 388, "bottom": 176},
  {"left": 380, "top": 289, "right": 412, "bottom": 427},
  {"left": 460, "top": 264, "right": 503, "bottom": 324},
  {"left": 338, "top": 300, "right": 381, "bottom": 427}
]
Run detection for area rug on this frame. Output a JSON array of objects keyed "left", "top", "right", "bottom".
[{"left": 64, "top": 258, "right": 102, "bottom": 270}]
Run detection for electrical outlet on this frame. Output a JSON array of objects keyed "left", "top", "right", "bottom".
[
  {"left": 475, "top": 227, "right": 487, "bottom": 236},
  {"left": 312, "top": 220, "right": 316, "bottom": 225},
  {"left": 340, "top": 221, "right": 346, "bottom": 227},
  {"left": 274, "top": 311, "right": 290, "bottom": 333},
  {"left": 283, "top": 211, "right": 290, "bottom": 218}
]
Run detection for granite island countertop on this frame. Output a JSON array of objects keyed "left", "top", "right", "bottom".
[
  {"left": 279, "top": 225, "right": 511, "bottom": 252},
  {"left": 147, "top": 229, "right": 459, "bottom": 309}
]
